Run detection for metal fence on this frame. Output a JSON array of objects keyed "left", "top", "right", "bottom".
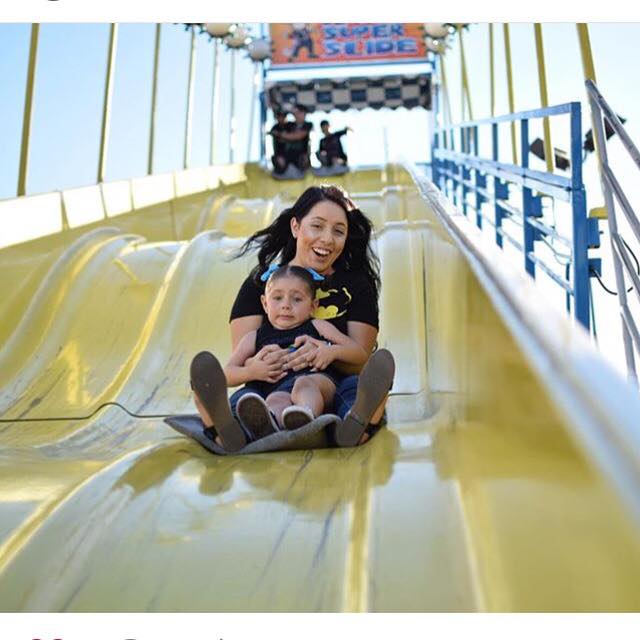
[
  {"left": 586, "top": 79, "right": 640, "bottom": 385},
  {"left": 432, "top": 102, "right": 600, "bottom": 331}
]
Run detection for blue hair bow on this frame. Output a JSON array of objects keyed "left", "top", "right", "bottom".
[
  {"left": 260, "top": 263, "right": 325, "bottom": 282},
  {"left": 306, "top": 268, "right": 325, "bottom": 281},
  {"left": 259, "top": 263, "right": 280, "bottom": 282}
]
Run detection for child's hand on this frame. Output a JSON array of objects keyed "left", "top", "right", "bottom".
[
  {"left": 246, "top": 345, "right": 287, "bottom": 383},
  {"left": 283, "top": 335, "right": 323, "bottom": 371},
  {"left": 310, "top": 342, "right": 335, "bottom": 371},
  {"left": 247, "top": 357, "right": 286, "bottom": 383}
]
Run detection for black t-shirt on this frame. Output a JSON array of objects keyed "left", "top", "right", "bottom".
[
  {"left": 230, "top": 267, "right": 379, "bottom": 335},
  {"left": 270, "top": 123, "right": 288, "bottom": 156},
  {"left": 286, "top": 121, "right": 313, "bottom": 153},
  {"left": 320, "top": 129, "right": 348, "bottom": 159}
]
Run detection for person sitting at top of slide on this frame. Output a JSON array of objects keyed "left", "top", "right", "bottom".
[
  {"left": 199, "top": 265, "right": 369, "bottom": 444},
  {"left": 189, "top": 184, "right": 395, "bottom": 452},
  {"left": 277, "top": 104, "right": 313, "bottom": 171},
  {"left": 268, "top": 109, "right": 291, "bottom": 175},
  {"left": 317, "top": 120, "right": 352, "bottom": 167}
]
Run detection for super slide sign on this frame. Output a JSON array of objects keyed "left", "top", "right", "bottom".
[{"left": 269, "top": 23, "right": 428, "bottom": 68}]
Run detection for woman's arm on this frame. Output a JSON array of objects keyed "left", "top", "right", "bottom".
[
  {"left": 332, "top": 321, "right": 378, "bottom": 374},
  {"left": 279, "top": 129, "right": 309, "bottom": 141},
  {"left": 311, "top": 320, "right": 369, "bottom": 370}
]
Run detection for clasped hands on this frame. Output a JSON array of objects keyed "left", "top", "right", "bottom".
[{"left": 245, "top": 335, "right": 333, "bottom": 383}]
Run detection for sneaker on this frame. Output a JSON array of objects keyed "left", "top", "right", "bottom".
[
  {"left": 190, "top": 351, "right": 246, "bottom": 452},
  {"left": 282, "top": 405, "right": 314, "bottom": 431},
  {"left": 236, "top": 392, "right": 279, "bottom": 440},
  {"left": 337, "top": 349, "right": 395, "bottom": 447}
]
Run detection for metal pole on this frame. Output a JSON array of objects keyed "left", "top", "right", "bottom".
[
  {"left": 503, "top": 24, "right": 518, "bottom": 165},
  {"left": 521, "top": 118, "right": 536, "bottom": 277},
  {"left": 17, "top": 23, "right": 40, "bottom": 197},
  {"left": 247, "top": 62, "right": 260, "bottom": 162},
  {"left": 431, "top": 58, "right": 440, "bottom": 187},
  {"left": 98, "top": 23, "right": 119, "bottom": 184},
  {"left": 493, "top": 122, "right": 508, "bottom": 247},
  {"left": 440, "top": 54, "right": 453, "bottom": 148},
  {"left": 589, "top": 94, "right": 637, "bottom": 380},
  {"left": 577, "top": 24, "right": 603, "bottom": 166},
  {"left": 569, "top": 102, "right": 590, "bottom": 330},
  {"left": 489, "top": 24, "right": 495, "bottom": 117},
  {"left": 458, "top": 25, "right": 473, "bottom": 120},
  {"left": 210, "top": 38, "right": 221, "bottom": 166},
  {"left": 184, "top": 27, "right": 198, "bottom": 170},
  {"left": 534, "top": 24, "right": 554, "bottom": 173},
  {"left": 458, "top": 27, "right": 465, "bottom": 121},
  {"left": 577, "top": 23, "right": 597, "bottom": 83},
  {"left": 259, "top": 67, "right": 267, "bottom": 163},
  {"left": 148, "top": 24, "right": 161, "bottom": 175},
  {"left": 229, "top": 48, "right": 236, "bottom": 164}
]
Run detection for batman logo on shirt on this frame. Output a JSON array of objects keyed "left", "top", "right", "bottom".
[{"left": 313, "top": 286, "right": 352, "bottom": 320}]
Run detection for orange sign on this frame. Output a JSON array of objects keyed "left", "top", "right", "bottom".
[{"left": 269, "top": 23, "right": 428, "bottom": 68}]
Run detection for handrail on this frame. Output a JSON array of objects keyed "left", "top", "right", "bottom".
[
  {"left": 432, "top": 101, "right": 598, "bottom": 330},
  {"left": 585, "top": 79, "right": 640, "bottom": 386},
  {"left": 586, "top": 80, "right": 640, "bottom": 170},
  {"left": 440, "top": 102, "right": 574, "bottom": 130}
]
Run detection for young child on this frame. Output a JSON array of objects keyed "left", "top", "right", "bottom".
[{"left": 225, "top": 265, "right": 368, "bottom": 436}]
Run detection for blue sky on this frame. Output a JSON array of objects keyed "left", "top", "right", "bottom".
[
  {"left": 2, "top": 22, "right": 640, "bottom": 204},
  {"left": 0, "top": 23, "right": 260, "bottom": 198},
  {"left": 0, "top": 22, "right": 434, "bottom": 198}
]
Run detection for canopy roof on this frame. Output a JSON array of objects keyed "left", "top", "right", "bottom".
[{"left": 265, "top": 74, "right": 431, "bottom": 113}]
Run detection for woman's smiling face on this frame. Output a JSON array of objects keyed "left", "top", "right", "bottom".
[{"left": 290, "top": 200, "right": 348, "bottom": 275}]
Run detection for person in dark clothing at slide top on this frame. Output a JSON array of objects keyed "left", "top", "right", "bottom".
[
  {"left": 268, "top": 109, "right": 290, "bottom": 174},
  {"left": 317, "top": 120, "right": 352, "bottom": 167},
  {"left": 278, "top": 104, "right": 313, "bottom": 171}
]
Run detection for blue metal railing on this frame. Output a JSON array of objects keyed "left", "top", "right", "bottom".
[{"left": 432, "top": 102, "right": 600, "bottom": 330}]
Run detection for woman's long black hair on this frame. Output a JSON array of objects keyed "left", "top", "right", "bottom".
[{"left": 234, "top": 185, "right": 381, "bottom": 299}]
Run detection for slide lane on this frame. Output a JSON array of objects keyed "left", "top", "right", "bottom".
[{"left": 0, "top": 166, "right": 639, "bottom": 611}]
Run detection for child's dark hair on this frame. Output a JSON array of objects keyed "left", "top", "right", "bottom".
[
  {"left": 266, "top": 265, "right": 319, "bottom": 298},
  {"left": 320, "top": 119, "right": 329, "bottom": 127},
  {"left": 235, "top": 184, "right": 380, "bottom": 300}
]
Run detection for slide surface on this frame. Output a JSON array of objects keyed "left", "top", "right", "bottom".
[{"left": 1, "top": 165, "right": 639, "bottom": 611}]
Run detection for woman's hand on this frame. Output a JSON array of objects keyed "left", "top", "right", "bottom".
[
  {"left": 283, "top": 335, "right": 323, "bottom": 372},
  {"left": 246, "top": 344, "right": 287, "bottom": 383},
  {"left": 310, "top": 342, "right": 335, "bottom": 371}
]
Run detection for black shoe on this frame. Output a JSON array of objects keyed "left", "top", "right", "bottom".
[
  {"left": 190, "top": 351, "right": 246, "bottom": 452},
  {"left": 337, "top": 349, "right": 395, "bottom": 447},
  {"left": 236, "top": 392, "right": 279, "bottom": 440}
]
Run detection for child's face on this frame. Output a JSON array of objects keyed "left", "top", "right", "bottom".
[
  {"left": 321, "top": 124, "right": 330, "bottom": 135},
  {"left": 261, "top": 276, "right": 317, "bottom": 330}
]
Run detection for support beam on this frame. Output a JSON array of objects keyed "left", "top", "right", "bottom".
[
  {"left": 17, "top": 23, "right": 40, "bottom": 197},
  {"left": 98, "top": 24, "right": 119, "bottom": 184}
]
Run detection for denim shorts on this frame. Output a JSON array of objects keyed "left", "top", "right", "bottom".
[
  {"left": 229, "top": 373, "right": 340, "bottom": 418},
  {"left": 230, "top": 373, "right": 358, "bottom": 420},
  {"left": 229, "top": 373, "right": 386, "bottom": 443}
]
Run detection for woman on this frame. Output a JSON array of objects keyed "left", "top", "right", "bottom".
[{"left": 190, "top": 185, "right": 395, "bottom": 452}]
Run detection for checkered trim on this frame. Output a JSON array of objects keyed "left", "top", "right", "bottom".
[{"left": 266, "top": 74, "right": 431, "bottom": 113}]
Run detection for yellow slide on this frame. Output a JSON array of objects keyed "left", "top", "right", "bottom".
[{"left": 1, "top": 164, "right": 640, "bottom": 611}]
